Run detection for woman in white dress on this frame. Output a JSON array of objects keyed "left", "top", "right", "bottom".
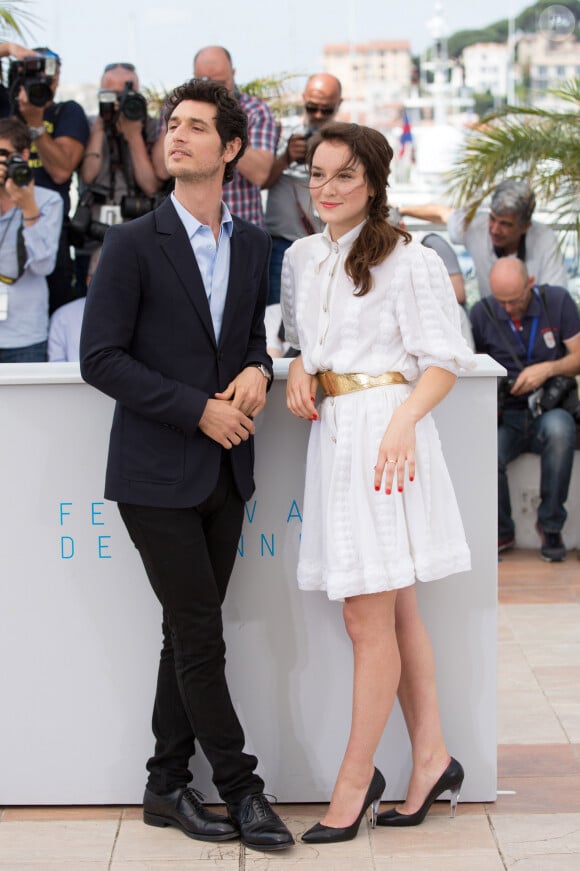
[{"left": 281, "top": 123, "right": 474, "bottom": 844}]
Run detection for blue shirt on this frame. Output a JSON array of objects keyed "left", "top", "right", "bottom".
[
  {"left": 470, "top": 284, "right": 580, "bottom": 408},
  {"left": 0, "top": 186, "right": 63, "bottom": 348},
  {"left": 171, "top": 192, "right": 233, "bottom": 343}
]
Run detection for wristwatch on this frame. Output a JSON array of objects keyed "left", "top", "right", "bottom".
[
  {"left": 29, "top": 125, "right": 46, "bottom": 141},
  {"left": 250, "top": 362, "right": 272, "bottom": 383}
]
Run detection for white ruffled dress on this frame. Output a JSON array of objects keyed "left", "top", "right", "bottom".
[{"left": 281, "top": 222, "right": 475, "bottom": 601}]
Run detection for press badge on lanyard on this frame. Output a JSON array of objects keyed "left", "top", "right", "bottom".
[{"left": 542, "top": 328, "right": 556, "bottom": 349}]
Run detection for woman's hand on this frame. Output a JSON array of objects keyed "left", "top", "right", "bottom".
[
  {"left": 374, "top": 406, "right": 416, "bottom": 494},
  {"left": 373, "top": 367, "right": 457, "bottom": 494},
  {"left": 286, "top": 355, "right": 319, "bottom": 420}
]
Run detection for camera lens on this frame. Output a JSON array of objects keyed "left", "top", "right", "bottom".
[
  {"left": 6, "top": 155, "right": 32, "bottom": 187},
  {"left": 26, "top": 80, "right": 53, "bottom": 108}
]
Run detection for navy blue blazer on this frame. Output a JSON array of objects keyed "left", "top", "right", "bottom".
[{"left": 80, "top": 196, "right": 272, "bottom": 508}]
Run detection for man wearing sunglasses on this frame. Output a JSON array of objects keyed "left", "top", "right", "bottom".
[
  {"left": 262, "top": 73, "right": 341, "bottom": 354},
  {"left": 0, "top": 117, "right": 62, "bottom": 362},
  {"left": 13, "top": 46, "right": 89, "bottom": 314}
]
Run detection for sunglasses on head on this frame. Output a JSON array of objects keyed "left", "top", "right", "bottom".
[
  {"left": 304, "top": 102, "right": 336, "bottom": 116},
  {"left": 103, "top": 62, "right": 136, "bottom": 73},
  {"left": 0, "top": 148, "right": 16, "bottom": 160}
]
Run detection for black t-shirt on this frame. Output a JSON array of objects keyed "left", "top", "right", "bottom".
[{"left": 28, "top": 100, "right": 90, "bottom": 213}]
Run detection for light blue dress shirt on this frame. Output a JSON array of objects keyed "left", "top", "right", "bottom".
[
  {"left": 171, "top": 192, "right": 233, "bottom": 343},
  {"left": 0, "top": 186, "right": 63, "bottom": 348}
]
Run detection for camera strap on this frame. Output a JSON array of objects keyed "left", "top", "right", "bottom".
[
  {"left": 534, "top": 284, "right": 564, "bottom": 362},
  {"left": 481, "top": 298, "right": 526, "bottom": 372},
  {"left": 0, "top": 211, "right": 26, "bottom": 286}
]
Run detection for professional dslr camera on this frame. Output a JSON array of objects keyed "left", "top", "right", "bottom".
[
  {"left": 98, "top": 81, "right": 148, "bottom": 126},
  {"left": 69, "top": 184, "right": 118, "bottom": 245},
  {"left": 540, "top": 375, "right": 580, "bottom": 422},
  {"left": 8, "top": 54, "right": 58, "bottom": 108},
  {"left": 497, "top": 376, "right": 517, "bottom": 417},
  {"left": 70, "top": 183, "right": 163, "bottom": 246},
  {"left": 3, "top": 154, "right": 33, "bottom": 187}
]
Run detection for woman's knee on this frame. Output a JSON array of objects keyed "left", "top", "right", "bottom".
[{"left": 343, "top": 593, "right": 396, "bottom": 644}]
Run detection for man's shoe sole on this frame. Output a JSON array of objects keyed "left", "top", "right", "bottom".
[
  {"left": 241, "top": 836, "right": 295, "bottom": 851},
  {"left": 143, "top": 811, "right": 239, "bottom": 841},
  {"left": 540, "top": 553, "right": 566, "bottom": 563}
]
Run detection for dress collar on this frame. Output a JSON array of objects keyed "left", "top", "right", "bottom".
[{"left": 315, "top": 220, "right": 366, "bottom": 272}]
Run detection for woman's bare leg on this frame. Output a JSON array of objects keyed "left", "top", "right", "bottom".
[
  {"left": 393, "top": 585, "right": 451, "bottom": 813},
  {"left": 321, "top": 589, "right": 399, "bottom": 828}
]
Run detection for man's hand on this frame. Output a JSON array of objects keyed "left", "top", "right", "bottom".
[
  {"left": 511, "top": 362, "right": 553, "bottom": 395},
  {"left": 15, "top": 85, "right": 44, "bottom": 127},
  {"left": 214, "top": 366, "right": 268, "bottom": 418},
  {"left": 286, "top": 134, "right": 309, "bottom": 164},
  {"left": 4, "top": 176, "right": 37, "bottom": 215},
  {"left": 115, "top": 114, "right": 144, "bottom": 145},
  {"left": 198, "top": 398, "right": 256, "bottom": 449}
]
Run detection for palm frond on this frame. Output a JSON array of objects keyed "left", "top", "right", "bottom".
[
  {"left": 445, "top": 79, "right": 580, "bottom": 230},
  {"left": 0, "top": 2, "right": 39, "bottom": 40}
]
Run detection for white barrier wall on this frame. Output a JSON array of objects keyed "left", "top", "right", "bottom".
[
  {"left": 0, "top": 357, "right": 501, "bottom": 804},
  {"left": 509, "top": 454, "right": 580, "bottom": 549}
]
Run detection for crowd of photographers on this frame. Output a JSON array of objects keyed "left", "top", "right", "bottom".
[{"left": 0, "top": 43, "right": 189, "bottom": 362}]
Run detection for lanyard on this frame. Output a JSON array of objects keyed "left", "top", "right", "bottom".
[{"left": 508, "top": 313, "right": 539, "bottom": 365}]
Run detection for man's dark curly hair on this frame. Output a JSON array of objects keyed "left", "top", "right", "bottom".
[{"left": 164, "top": 79, "right": 248, "bottom": 183}]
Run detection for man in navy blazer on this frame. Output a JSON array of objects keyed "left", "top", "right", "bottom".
[{"left": 80, "top": 79, "right": 293, "bottom": 852}]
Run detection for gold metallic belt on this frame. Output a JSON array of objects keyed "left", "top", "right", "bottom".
[{"left": 316, "top": 370, "right": 408, "bottom": 397}]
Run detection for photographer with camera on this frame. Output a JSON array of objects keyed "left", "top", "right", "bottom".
[
  {"left": 262, "top": 73, "right": 341, "bottom": 355},
  {"left": 470, "top": 258, "right": 580, "bottom": 561},
  {"left": 9, "top": 46, "right": 89, "bottom": 315},
  {"left": 80, "top": 63, "right": 160, "bottom": 233},
  {"left": 0, "top": 117, "right": 62, "bottom": 362}
]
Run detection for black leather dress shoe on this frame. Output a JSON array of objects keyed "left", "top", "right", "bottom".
[
  {"left": 227, "top": 793, "right": 294, "bottom": 851},
  {"left": 143, "top": 786, "right": 238, "bottom": 841}
]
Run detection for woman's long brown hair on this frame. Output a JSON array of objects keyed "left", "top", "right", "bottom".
[{"left": 307, "top": 122, "right": 411, "bottom": 296}]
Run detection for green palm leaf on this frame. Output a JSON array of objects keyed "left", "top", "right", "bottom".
[{"left": 446, "top": 79, "right": 580, "bottom": 234}]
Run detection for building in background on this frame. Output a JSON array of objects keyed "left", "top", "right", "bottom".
[{"left": 322, "top": 40, "right": 411, "bottom": 128}]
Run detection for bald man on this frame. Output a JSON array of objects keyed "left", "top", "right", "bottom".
[
  {"left": 193, "top": 45, "right": 276, "bottom": 228},
  {"left": 470, "top": 258, "right": 580, "bottom": 561},
  {"left": 263, "top": 73, "right": 342, "bottom": 353}
]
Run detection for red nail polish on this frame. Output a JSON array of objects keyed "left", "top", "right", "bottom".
[
  {"left": 398, "top": 487, "right": 403, "bottom": 493},
  {"left": 374, "top": 485, "right": 380, "bottom": 491},
  {"left": 409, "top": 476, "right": 414, "bottom": 482},
  {"left": 386, "top": 488, "right": 391, "bottom": 495},
  {"left": 310, "top": 396, "right": 315, "bottom": 402},
  {"left": 312, "top": 413, "right": 318, "bottom": 420}
]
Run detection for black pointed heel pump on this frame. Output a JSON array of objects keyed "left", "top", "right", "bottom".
[
  {"left": 376, "top": 757, "right": 464, "bottom": 827},
  {"left": 302, "top": 767, "right": 386, "bottom": 844}
]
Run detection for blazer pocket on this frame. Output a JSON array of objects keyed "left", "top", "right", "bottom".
[{"left": 120, "top": 412, "right": 186, "bottom": 485}]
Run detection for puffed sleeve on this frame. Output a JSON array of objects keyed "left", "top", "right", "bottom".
[
  {"left": 394, "top": 244, "right": 475, "bottom": 375},
  {"left": 280, "top": 245, "right": 300, "bottom": 350}
]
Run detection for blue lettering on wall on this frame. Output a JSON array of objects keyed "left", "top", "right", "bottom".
[
  {"left": 59, "top": 502, "right": 72, "bottom": 525},
  {"left": 237, "top": 535, "right": 245, "bottom": 558},
  {"left": 61, "top": 536, "right": 74, "bottom": 559},
  {"left": 244, "top": 501, "right": 257, "bottom": 523},
  {"left": 260, "top": 534, "right": 275, "bottom": 557},
  {"left": 287, "top": 500, "right": 302, "bottom": 523},
  {"left": 91, "top": 502, "right": 105, "bottom": 526},
  {"left": 98, "top": 535, "right": 111, "bottom": 558}
]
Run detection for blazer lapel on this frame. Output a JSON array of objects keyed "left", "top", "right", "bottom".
[
  {"left": 219, "top": 221, "right": 248, "bottom": 346},
  {"left": 155, "top": 197, "right": 216, "bottom": 346}
]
